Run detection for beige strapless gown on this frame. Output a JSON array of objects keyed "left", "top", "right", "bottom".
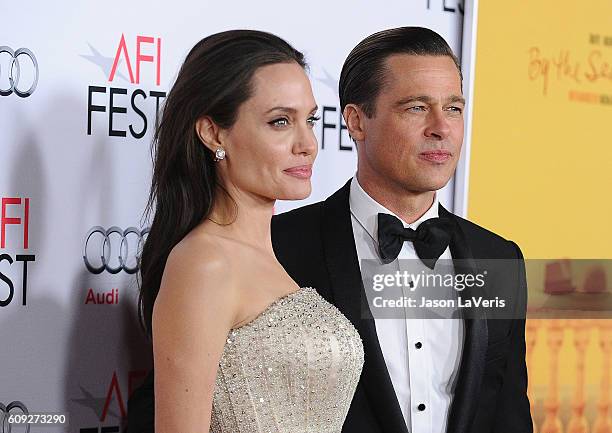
[{"left": 209, "top": 286, "right": 364, "bottom": 433}]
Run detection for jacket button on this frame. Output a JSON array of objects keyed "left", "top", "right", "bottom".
[{"left": 418, "top": 403, "right": 426, "bottom": 411}]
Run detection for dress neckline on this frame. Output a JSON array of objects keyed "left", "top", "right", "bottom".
[{"left": 230, "top": 286, "right": 314, "bottom": 331}]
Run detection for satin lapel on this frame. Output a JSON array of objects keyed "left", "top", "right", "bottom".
[
  {"left": 439, "top": 205, "right": 488, "bottom": 433},
  {"left": 321, "top": 179, "right": 409, "bottom": 433}
]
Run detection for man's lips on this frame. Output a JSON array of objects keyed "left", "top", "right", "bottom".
[
  {"left": 283, "top": 165, "right": 312, "bottom": 179},
  {"left": 419, "top": 150, "right": 452, "bottom": 163}
]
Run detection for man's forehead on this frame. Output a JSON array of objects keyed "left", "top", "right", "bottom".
[
  {"left": 384, "top": 53, "right": 460, "bottom": 75},
  {"left": 381, "top": 54, "right": 462, "bottom": 94}
]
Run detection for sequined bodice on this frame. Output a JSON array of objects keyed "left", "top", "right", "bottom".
[{"left": 210, "top": 287, "right": 364, "bottom": 433}]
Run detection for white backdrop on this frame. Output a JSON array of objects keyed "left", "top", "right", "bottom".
[{"left": 0, "top": 1, "right": 465, "bottom": 431}]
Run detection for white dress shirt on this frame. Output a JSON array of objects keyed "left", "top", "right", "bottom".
[{"left": 349, "top": 175, "right": 465, "bottom": 433}]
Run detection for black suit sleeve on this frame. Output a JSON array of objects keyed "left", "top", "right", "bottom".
[
  {"left": 126, "top": 369, "right": 155, "bottom": 433},
  {"left": 491, "top": 241, "right": 533, "bottom": 432}
]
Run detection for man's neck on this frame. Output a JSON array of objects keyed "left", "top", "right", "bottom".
[{"left": 356, "top": 172, "right": 436, "bottom": 224}]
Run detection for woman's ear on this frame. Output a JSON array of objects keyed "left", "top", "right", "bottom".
[
  {"left": 343, "top": 104, "right": 366, "bottom": 142},
  {"left": 195, "top": 116, "right": 224, "bottom": 153}
]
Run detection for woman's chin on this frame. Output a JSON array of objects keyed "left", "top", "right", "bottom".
[{"left": 276, "top": 185, "right": 312, "bottom": 201}]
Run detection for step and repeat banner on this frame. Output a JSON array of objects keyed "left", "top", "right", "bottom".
[
  {"left": 0, "top": 1, "right": 464, "bottom": 431},
  {"left": 469, "top": 0, "right": 612, "bottom": 431}
]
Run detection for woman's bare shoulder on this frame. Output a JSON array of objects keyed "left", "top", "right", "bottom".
[
  {"left": 154, "top": 228, "right": 241, "bottom": 328},
  {"left": 170, "top": 227, "right": 236, "bottom": 270}
]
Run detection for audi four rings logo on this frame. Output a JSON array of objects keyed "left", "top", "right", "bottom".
[
  {"left": 0, "top": 47, "right": 39, "bottom": 97},
  {"left": 83, "top": 226, "right": 149, "bottom": 274},
  {"left": 0, "top": 401, "right": 29, "bottom": 433}
]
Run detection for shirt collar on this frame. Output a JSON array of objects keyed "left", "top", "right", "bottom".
[{"left": 349, "top": 174, "right": 439, "bottom": 241}]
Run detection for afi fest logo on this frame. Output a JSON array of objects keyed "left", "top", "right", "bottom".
[
  {"left": 0, "top": 46, "right": 38, "bottom": 98},
  {"left": 84, "top": 34, "right": 167, "bottom": 138},
  {"left": 0, "top": 198, "right": 35, "bottom": 307},
  {"left": 74, "top": 370, "right": 147, "bottom": 433},
  {"left": 425, "top": 0, "right": 464, "bottom": 14}
]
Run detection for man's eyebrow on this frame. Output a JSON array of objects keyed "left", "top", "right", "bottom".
[
  {"left": 394, "top": 95, "right": 466, "bottom": 106},
  {"left": 394, "top": 95, "right": 433, "bottom": 106},
  {"left": 447, "top": 95, "right": 466, "bottom": 105}
]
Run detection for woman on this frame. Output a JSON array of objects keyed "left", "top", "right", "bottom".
[{"left": 137, "top": 30, "right": 364, "bottom": 432}]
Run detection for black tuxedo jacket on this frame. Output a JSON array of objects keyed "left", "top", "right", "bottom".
[
  {"left": 127, "top": 179, "right": 532, "bottom": 433},
  {"left": 270, "top": 179, "right": 532, "bottom": 433}
]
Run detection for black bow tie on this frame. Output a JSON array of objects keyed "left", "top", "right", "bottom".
[{"left": 377, "top": 213, "right": 454, "bottom": 269}]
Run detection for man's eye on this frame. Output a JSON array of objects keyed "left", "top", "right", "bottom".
[
  {"left": 269, "top": 118, "right": 289, "bottom": 127},
  {"left": 447, "top": 106, "right": 464, "bottom": 113},
  {"left": 408, "top": 106, "right": 426, "bottom": 112}
]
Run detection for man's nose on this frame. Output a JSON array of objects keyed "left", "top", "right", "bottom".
[{"left": 424, "top": 109, "right": 451, "bottom": 140}]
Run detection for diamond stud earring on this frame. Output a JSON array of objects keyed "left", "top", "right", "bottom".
[{"left": 214, "top": 147, "right": 226, "bottom": 162}]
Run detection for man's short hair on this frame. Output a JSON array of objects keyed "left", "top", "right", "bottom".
[{"left": 339, "top": 27, "right": 462, "bottom": 118}]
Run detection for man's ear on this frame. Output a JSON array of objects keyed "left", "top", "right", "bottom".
[
  {"left": 195, "top": 116, "right": 224, "bottom": 153},
  {"left": 343, "top": 104, "right": 367, "bottom": 143}
]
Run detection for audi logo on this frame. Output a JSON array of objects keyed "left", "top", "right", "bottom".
[
  {"left": 83, "top": 226, "right": 149, "bottom": 274},
  {"left": 0, "top": 401, "right": 29, "bottom": 433},
  {"left": 0, "top": 47, "right": 38, "bottom": 98}
]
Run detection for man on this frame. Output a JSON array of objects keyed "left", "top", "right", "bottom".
[
  {"left": 271, "top": 27, "right": 532, "bottom": 433},
  {"left": 127, "top": 26, "right": 532, "bottom": 433}
]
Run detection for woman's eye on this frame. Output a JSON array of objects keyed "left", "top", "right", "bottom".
[
  {"left": 307, "top": 115, "right": 320, "bottom": 127},
  {"left": 269, "top": 118, "right": 289, "bottom": 127}
]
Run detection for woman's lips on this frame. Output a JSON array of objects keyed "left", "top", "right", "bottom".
[
  {"left": 419, "top": 150, "right": 452, "bottom": 163},
  {"left": 283, "top": 165, "right": 312, "bottom": 179}
]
